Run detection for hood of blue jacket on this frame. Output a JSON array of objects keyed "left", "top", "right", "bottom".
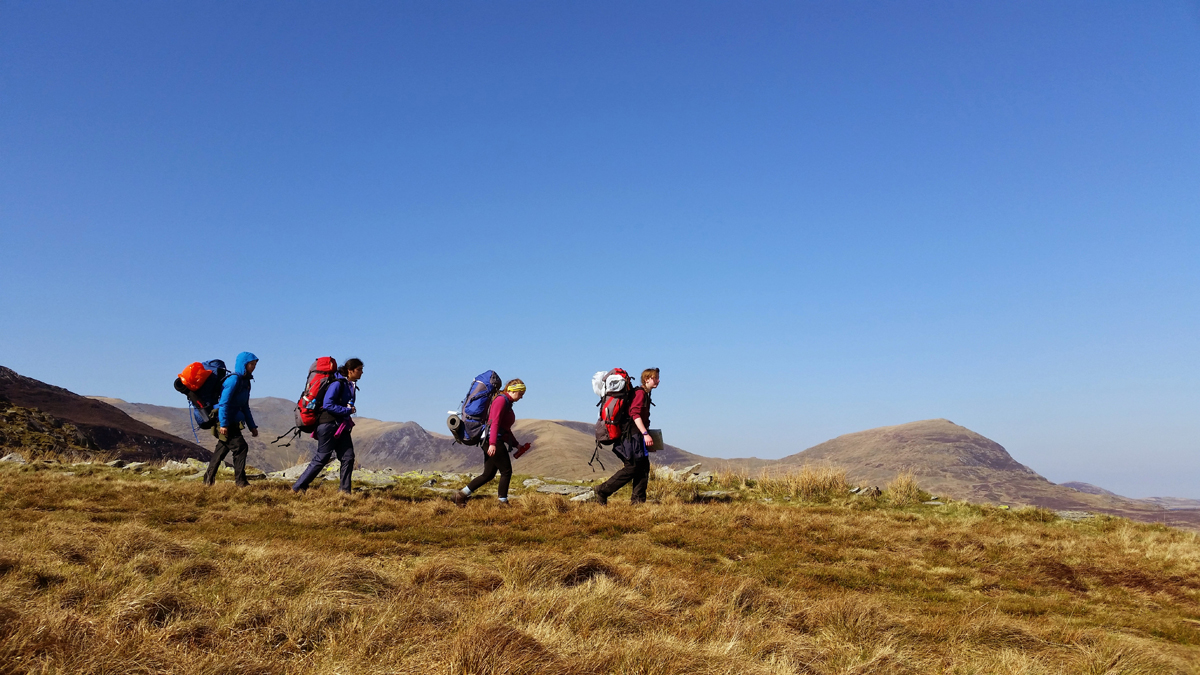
[{"left": 234, "top": 352, "right": 258, "bottom": 377}]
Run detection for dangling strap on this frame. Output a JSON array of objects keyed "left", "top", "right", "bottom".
[
  {"left": 589, "top": 442, "right": 606, "bottom": 472},
  {"left": 271, "top": 427, "right": 302, "bottom": 447}
]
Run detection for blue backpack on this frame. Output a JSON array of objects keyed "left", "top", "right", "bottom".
[{"left": 446, "top": 370, "right": 501, "bottom": 446}]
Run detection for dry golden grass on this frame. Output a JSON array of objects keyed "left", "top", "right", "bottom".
[
  {"left": 1, "top": 462, "right": 1200, "bottom": 674},
  {"left": 887, "top": 470, "right": 924, "bottom": 507}
]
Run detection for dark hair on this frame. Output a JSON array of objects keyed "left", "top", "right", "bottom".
[{"left": 339, "top": 358, "right": 364, "bottom": 376}]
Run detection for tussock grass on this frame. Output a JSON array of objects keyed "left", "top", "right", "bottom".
[
  {"left": 1, "top": 464, "right": 1200, "bottom": 674},
  {"left": 887, "top": 469, "right": 925, "bottom": 506}
]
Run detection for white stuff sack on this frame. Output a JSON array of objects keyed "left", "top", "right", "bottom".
[
  {"left": 605, "top": 373, "right": 628, "bottom": 394},
  {"left": 591, "top": 371, "right": 608, "bottom": 397}
]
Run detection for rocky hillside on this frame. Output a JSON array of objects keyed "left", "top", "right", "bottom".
[
  {"left": 774, "top": 418, "right": 1198, "bottom": 527},
  {"left": 0, "top": 366, "right": 206, "bottom": 462}
]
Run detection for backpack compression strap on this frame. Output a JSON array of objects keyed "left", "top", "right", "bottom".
[
  {"left": 271, "top": 426, "right": 302, "bottom": 447},
  {"left": 589, "top": 442, "right": 606, "bottom": 472}
]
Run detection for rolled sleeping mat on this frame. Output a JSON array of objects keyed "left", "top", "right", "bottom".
[
  {"left": 447, "top": 414, "right": 465, "bottom": 443},
  {"left": 647, "top": 429, "right": 663, "bottom": 452}
]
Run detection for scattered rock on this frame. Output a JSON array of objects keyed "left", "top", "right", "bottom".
[
  {"left": 351, "top": 470, "right": 395, "bottom": 486},
  {"left": 121, "top": 462, "right": 147, "bottom": 471},
  {"left": 269, "top": 464, "right": 311, "bottom": 481},
  {"left": 422, "top": 486, "right": 458, "bottom": 495},
  {"left": 688, "top": 471, "right": 714, "bottom": 485},
  {"left": 421, "top": 478, "right": 437, "bottom": 487},
  {"left": 1, "top": 453, "right": 26, "bottom": 464},
  {"left": 522, "top": 478, "right": 545, "bottom": 488},
  {"left": 655, "top": 463, "right": 702, "bottom": 482},
  {"left": 570, "top": 490, "right": 596, "bottom": 502},
  {"left": 922, "top": 500, "right": 944, "bottom": 506},
  {"left": 698, "top": 491, "right": 731, "bottom": 502},
  {"left": 536, "top": 484, "right": 591, "bottom": 496},
  {"left": 858, "top": 486, "right": 882, "bottom": 498},
  {"left": 161, "top": 460, "right": 192, "bottom": 471},
  {"left": 542, "top": 477, "right": 571, "bottom": 483},
  {"left": 1055, "top": 510, "right": 1095, "bottom": 522},
  {"left": 104, "top": 459, "right": 126, "bottom": 468}
]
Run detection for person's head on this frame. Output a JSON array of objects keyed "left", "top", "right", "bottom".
[
  {"left": 340, "top": 358, "right": 364, "bottom": 382},
  {"left": 504, "top": 379, "right": 526, "bottom": 402},
  {"left": 235, "top": 352, "right": 259, "bottom": 377},
  {"left": 641, "top": 368, "right": 660, "bottom": 390}
]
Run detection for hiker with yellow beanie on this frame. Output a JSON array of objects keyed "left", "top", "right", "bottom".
[{"left": 455, "top": 379, "right": 530, "bottom": 507}]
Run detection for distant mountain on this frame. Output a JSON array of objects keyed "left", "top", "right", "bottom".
[
  {"left": 97, "top": 397, "right": 741, "bottom": 477},
  {"left": 773, "top": 418, "right": 1200, "bottom": 527},
  {"left": 0, "top": 366, "right": 206, "bottom": 462},
  {"left": 92, "top": 396, "right": 314, "bottom": 472},
  {"left": 1061, "top": 481, "right": 1120, "bottom": 496}
]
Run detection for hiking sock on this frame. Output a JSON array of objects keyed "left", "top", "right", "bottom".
[
  {"left": 498, "top": 497, "right": 508, "bottom": 503},
  {"left": 460, "top": 487, "right": 472, "bottom": 496}
]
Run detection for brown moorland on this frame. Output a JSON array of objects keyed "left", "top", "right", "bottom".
[{"left": 2, "top": 461, "right": 1199, "bottom": 674}]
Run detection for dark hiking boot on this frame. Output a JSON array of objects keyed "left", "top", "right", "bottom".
[
  {"left": 496, "top": 500, "right": 512, "bottom": 508},
  {"left": 453, "top": 491, "right": 469, "bottom": 508},
  {"left": 595, "top": 492, "right": 608, "bottom": 506}
]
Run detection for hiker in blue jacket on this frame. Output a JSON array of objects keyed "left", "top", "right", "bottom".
[
  {"left": 292, "top": 358, "right": 363, "bottom": 495},
  {"left": 203, "top": 351, "right": 259, "bottom": 487}
]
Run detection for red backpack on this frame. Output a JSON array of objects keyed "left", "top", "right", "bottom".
[
  {"left": 590, "top": 368, "right": 633, "bottom": 470},
  {"left": 296, "top": 357, "right": 338, "bottom": 432}
]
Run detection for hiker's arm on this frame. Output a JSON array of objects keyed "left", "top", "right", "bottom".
[{"left": 321, "top": 381, "right": 352, "bottom": 416}]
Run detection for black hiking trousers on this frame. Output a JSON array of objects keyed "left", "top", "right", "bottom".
[
  {"left": 466, "top": 442, "right": 512, "bottom": 499},
  {"left": 292, "top": 422, "right": 355, "bottom": 493},
  {"left": 598, "top": 454, "right": 650, "bottom": 504},
  {"left": 205, "top": 426, "right": 249, "bottom": 487}
]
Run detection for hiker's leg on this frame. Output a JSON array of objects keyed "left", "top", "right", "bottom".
[
  {"left": 204, "top": 440, "right": 231, "bottom": 486},
  {"left": 229, "top": 431, "right": 250, "bottom": 487},
  {"left": 597, "top": 459, "right": 637, "bottom": 499},
  {"left": 495, "top": 444, "right": 513, "bottom": 500},
  {"left": 292, "top": 423, "right": 336, "bottom": 491},
  {"left": 465, "top": 450, "right": 499, "bottom": 493},
  {"left": 335, "top": 434, "right": 355, "bottom": 493},
  {"left": 630, "top": 456, "right": 650, "bottom": 503}
]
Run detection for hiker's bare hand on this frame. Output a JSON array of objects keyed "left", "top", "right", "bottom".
[
  {"left": 487, "top": 444, "right": 496, "bottom": 457},
  {"left": 219, "top": 427, "right": 228, "bottom": 436},
  {"left": 349, "top": 406, "right": 356, "bottom": 414},
  {"left": 250, "top": 428, "right": 259, "bottom": 438}
]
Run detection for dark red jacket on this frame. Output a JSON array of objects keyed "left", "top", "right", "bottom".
[
  {"left": 629, "top": 388, "right": 652, "bottom": 428},
  {"left": 488, "top": 393, "right": 519, "bottom": 447}
]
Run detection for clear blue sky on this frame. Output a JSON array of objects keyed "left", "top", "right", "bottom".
[{"left": 3, "top": 2, "right": 1198, "bottom": 498}]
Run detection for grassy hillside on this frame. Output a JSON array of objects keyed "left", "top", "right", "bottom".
[{"left": 2, "top": 462, "right": 1199, "bottom": 674}]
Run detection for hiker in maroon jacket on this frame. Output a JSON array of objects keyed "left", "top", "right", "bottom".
[
  {"left": 454, "top": 379, "right": 530, "bottom": 507},
  {"left": 596, "top": 368, "right": 659, "bottom": 505}
]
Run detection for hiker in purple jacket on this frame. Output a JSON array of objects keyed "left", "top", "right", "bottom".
[{"left": 292, "top": 358, "right": 363, "bottom": 494}]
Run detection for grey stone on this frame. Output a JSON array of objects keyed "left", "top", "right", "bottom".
[
  {"left": 570, "top": 490, "right": 596, "bottom": 502},
  {"left": 688, "top": 471, "right": 714, "bottom": 484},
  {"left": 922, "top": 501, "right": 944, "bottom": 506},
  {"left": 1055, "top": 510, "right": 1095, "bottom": 521},
  {"left": 698, "top": 491, "right": 731, "bottom": 501},
  {"left": 421, "top": 478, "right": 437, "bottom": 487},
  {"left": 105, "top": 459, "right": 126, "bottom": 468},
  {"left": 161, "top": 460, "right": 192, "bottom": 471},
  {"left": 536, "top": 484, "right": 591, "bottom": 496},
  {"left": 353, "top": 470, "right": 395, "bottom": 486},
  {"left": 522, "top": 478, "right": 545, "bottom": 488},
  {"left": 269, "top": 463, "right": 311, "bottom": 480},
  {"left": 121, "top": 462, "right": 148, "bottom": 471},
  {"left": 422, "top": 486, "right": 459, "bottom": 495},
  {"left": 542, "top": 477, "right": 571, "bottom": 483},
  {"left": 1, "top": 453, "right": 26, "bottom": 464}
]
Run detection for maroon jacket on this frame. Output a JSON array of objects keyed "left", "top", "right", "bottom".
[
  {"left": 488, "top": 392, "right": 519, "bottom": 447},
  {"left": 629, "top": 388, "right": 652, "bottom": 429}
]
